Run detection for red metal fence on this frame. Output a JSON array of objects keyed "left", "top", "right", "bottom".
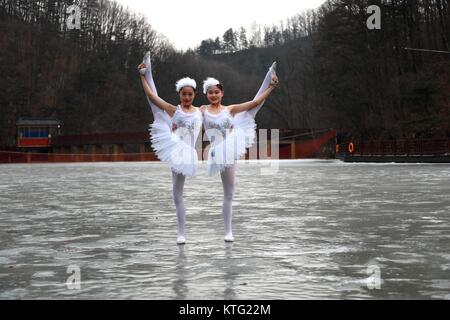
[
  {"left": 338, "top": 139, "right": 450, "bottom": 156},
  {"left": 0, "top": 151, "right": 158, "bottom": 164},
  {"left": 0, "top": 130, "right": 338, "bottom": 164}
]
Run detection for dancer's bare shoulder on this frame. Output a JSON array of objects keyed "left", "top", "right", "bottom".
[
  {"left": 193, "top": 106, "right": 203, "bottom": 113},
  {"left": 224, "top": 105, "right": 237, "bottom": 116}
]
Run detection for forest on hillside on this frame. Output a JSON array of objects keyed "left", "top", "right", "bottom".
[{"left": 0, "top": 0, "right": 449, "bottom": 147}]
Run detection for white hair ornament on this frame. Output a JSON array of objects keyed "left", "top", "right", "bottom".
[
  {"left": 175, "top": 77, "right": 197, "bottom": 92},
  {"left": 203, "top": 77, "right": 221, "bottom": 94}
]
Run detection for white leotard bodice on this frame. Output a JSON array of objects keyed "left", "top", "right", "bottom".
[
  {"left": 201, "top": 106, "right": 257, "bottom": 176},
  {"left": 203, "top": 108, "right": 234, "bottom": 140},
  {"left": 172, "top": 105, "right": 203, "bottom": 145}
]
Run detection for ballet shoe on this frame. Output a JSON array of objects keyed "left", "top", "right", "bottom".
[
  {"left": 224, "top": 235, "right": 234, "bottom": 243},
  {"left": 177, "top": 236, "right": 186, "bottom": 245}
]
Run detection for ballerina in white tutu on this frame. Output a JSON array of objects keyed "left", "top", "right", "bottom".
[
  {"left": 138, "top": 53, "right": 202, "bottom": 245},
  {"left": 201, "top": 63, "right": 279, "bottom": 242}
]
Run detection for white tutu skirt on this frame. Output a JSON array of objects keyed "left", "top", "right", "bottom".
[
  {"left": 149, "top": 123, "right": 198, "bottom": 177},
  {"left": 207, "top": 112, "right": 256, "bottom": 176}
]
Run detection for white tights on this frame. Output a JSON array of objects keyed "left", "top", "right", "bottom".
[
  {"left": 221, "top": 166, "right": 235, "bottom": 240},
  {"left": 172, "top": 171, "right": 186, "bottom": 242},
  {"left": 171, "top": 166, "right": 236, "bottom": 242}
]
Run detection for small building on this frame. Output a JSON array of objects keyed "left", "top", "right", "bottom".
[{"left": 16, "top": 118, "right": 62, "bottom": 150}]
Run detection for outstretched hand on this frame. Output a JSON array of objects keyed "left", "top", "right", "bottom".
[
  {"left": 270, "top": 74, "right": 279, "bottom": 88},
  {"left": 137, "top": 63, "right": 147, "bottom": 75}
]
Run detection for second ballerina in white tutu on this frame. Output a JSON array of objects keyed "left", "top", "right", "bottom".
[{"left": 200, "top": 72, "right": 279, "bottom": 242}]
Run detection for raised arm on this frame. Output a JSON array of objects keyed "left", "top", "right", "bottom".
[
  {"left": 138, "top": 64, "right": 177, "bottom": 117},
  {"left": 228, "top": 74, "right": 279, "bottom": 116}
]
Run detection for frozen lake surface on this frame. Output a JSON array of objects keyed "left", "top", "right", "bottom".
[{"left": 0, "top": 160, "right": 449, "bottom": 299}]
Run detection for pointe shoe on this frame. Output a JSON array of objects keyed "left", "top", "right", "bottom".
[
  {"left": 177, "top": 236, "right": 186, "bottom": 245},
  {"left": 224, "top": 235, "right": 234, "bottom": 243}
]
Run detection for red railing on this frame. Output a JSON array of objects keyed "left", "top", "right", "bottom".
[
  {"left": 0, "top": 151, "right": 158, "bottom": 164},
  {"left": 17, "top": 138, "right": 51, "bottom": 148},
  {"left": 52, "top": 132, "right": 150, "bottom": 146},
  {"left": 338, "top": 139, "right": 450, "bottom": 156}
]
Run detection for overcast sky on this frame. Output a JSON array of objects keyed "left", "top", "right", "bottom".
[{"left": 115, "top": 0, "right": 327, "bottom": 50}]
